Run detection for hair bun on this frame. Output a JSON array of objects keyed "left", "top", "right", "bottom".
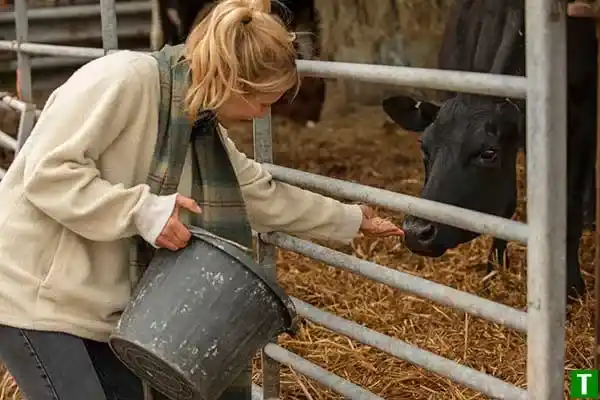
[
  {"left": 241, "top": 13, "right": 252, "bottom": 24},
  {"left": 238, "top": 0, "right": 270, "bottom": 13}
]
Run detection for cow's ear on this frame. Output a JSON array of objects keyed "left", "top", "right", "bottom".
[{"left": 382, "top": 95, "right": 439, "bottom": 133}]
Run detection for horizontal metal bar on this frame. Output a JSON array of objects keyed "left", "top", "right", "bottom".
[
  {"left": 0, "top": 12, "right": 150, "bottom": 48},
  {"left": 0, "top": 55, "right": 108, "bottom": 71},
  {"left": 0, "top": 51, "right": 149, "bottom": 73},
  {"left": 265, "top": 164, "right": 528, "bottom": 244},
  {"left": 263, "top": 343, "right": 384, "bottom": 400},
  {"left": 262, "top": 232, "right": 527, "bottom": 332},
  {"left": 296, "top": 59, "right": 527, "bottom": 98},
  {"left": 0, "top": 42, "right": 525, "bottom": 99},
  {"left": 0, "top": 1, "right": 150, "bottom": 22},
  {"left": 0, "top": 129, "right": 17, "bottom": 151},
  {"left": 0, "top": 41, "right": 108, "bottom": 58},
  {"left": 1, "top": 94, "right": 41, "bottom": 117},
  {"left": 0, "top": 25, "right": 150, "bottom": 48},
  {"left": 292, "top": 297, "right": 527, "bottom": 400}
]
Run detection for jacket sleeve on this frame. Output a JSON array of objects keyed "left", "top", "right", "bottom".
[
  {"left": 220, "top": 128, "right": 363, "bottom": 244},
  {"left": 22, "top": 55, "right": 172, "bottom": 244}
]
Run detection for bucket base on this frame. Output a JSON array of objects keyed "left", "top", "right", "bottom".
[{"left": 110, "top": 336, "right": 198, "bottom": 400}]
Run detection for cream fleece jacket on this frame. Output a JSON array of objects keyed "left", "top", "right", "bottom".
[{"left": 0, "top": 50, "right": 363, "bottom": 342}]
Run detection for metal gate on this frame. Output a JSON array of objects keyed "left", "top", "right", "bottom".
[{"left": 0, "top": 0, "right": 567, "bottom": 399}]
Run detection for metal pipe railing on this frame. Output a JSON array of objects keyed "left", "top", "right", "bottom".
[
  {"left": 13, "top": 0, "right": 34, "bottom": 152},
  {"left": 0, "top": 0, "right": 572, "bottom": 398},
  {"left": 0, "top": 1, "right": 150, "bottom": 22},
  {"left": 291, "top": 297, "right": 527, "bottom": 399},
  {"left": 263, "top": 232, "right": 527, "bottom": 332},
  {"left": 297, "top": 59, "right": 527, "bottom": 99},
  {"left": 263, "top": 343, "right": 385, "bottom": 400},
  {"left": 0, "top": 129, "right": 17, "bottom": 151},
  {"left": 0, "top": 94, "right": 40, "bottom": 116},
  {"left": 252, "top": 110, "right": 282, "bottom": 399},
  {"left": 99, "top": 0, "right": 118, "bottom": 52},
  {"left": 0, "top": 41, "right": 527, "bottom": 99},
  {"left": 264, "top": 163, "right": 529, "bottom": 245},
  {"left": 524, "top": 1, "right": 568, "bottom": 399}
]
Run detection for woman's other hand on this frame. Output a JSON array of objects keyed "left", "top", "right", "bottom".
[{"left": 155, "top": 195, "right": 202, "bottom": 251}]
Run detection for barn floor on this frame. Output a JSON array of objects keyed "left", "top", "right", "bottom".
[{"left": 0, "top": 82, "right": 595, "bottom": 400}]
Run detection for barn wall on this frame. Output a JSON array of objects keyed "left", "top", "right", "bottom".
[{"left": 314, "top": 0, "right": 456, "bottom": 112}]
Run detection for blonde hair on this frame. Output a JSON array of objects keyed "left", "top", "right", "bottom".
[{"left": 183, "top": 0, "right": 300, "bottom": 118}]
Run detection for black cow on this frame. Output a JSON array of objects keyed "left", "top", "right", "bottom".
[
  {"left": 381, "top": 0, "right": 596, "bottom": 301},
  {"left": 150, "top": 0, "right": 326, "bottom": 125}
]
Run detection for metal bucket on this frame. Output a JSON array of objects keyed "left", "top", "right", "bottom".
[{"left": 109, "top": 227, "right": 297, "bottom": 400}]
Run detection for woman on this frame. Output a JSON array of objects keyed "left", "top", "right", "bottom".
[{"left": 0, "top": 0, "right": 403, "bottom": 398}]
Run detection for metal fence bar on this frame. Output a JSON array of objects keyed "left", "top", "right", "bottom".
[
  {"left": 0, "top": 56, "right": 107, "bottom": 72},
  {"left": 251, "top": 384, "right": 277, "bottom": 400},
  {"left": 0, "top": 41, "right": 108, "bottom": 58},
  {"left": 262, "top": 343, "right": 385, "bottom": 400},
  {"left": 0, "top": 129, "right": 17, "bottom": 151},
  {"left": 295, "top": 59, "right": 527, "bottom": 99},
  {"left": 524, "top": 1, "right": 567, "bottom": 399},
  {"left": 14, "top": 0, "right": 34, "bottom": 152},
  {"left": 264, "top": 164, "right": 529, "bottom": 245},
  {"left": 252, "top": 110, "right": 281, "bottom": 399},
  {"left": 291, "top": 297, "right": 527, "bottom": 400},
  {"left": 1, "top": 94, "right": 41, "bottom": 116},
  {"left": 0, "top": 41, "right": 528, "bottom": 99},
  {"left": 0, "top": 1, "right": 569, "bottom": 397},
  {"left": 262, "top": 232, "right": 527, "bottom": 332},
  {"left": 99, "top": 0, "right": 118, "bottom": 52},
  {"left": 0, "top": 1, "right": 150, "bottom": 22},
  {"left": 251, "top": 384, "right": 263, "bottom": 400}
]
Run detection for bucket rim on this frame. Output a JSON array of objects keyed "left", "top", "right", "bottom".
[{"left": 187, "top": 226, "right": 299, "bottom": 335}]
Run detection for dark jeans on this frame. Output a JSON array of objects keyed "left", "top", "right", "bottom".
[{"left": 0, "top": 324, "right": 253, "bottom": 400}]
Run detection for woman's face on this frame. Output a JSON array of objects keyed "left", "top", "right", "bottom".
[{"left": 216, "top": 90, "right": 287, "bottom": 122}]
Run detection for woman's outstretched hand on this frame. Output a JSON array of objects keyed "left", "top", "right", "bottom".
[{"left": 358, "top": 205, "right": 404, "bottom": 238}]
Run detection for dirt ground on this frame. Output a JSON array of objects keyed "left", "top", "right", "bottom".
[{"left": 0, "top": 81, "right": 596, "bottom": 400}]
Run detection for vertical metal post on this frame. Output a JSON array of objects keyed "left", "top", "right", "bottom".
[
  {"left": 100, "top": 0, "right": 118, "bottom": 52},
  {"left": 525, "top": 0, "right": 567, "bottom": 399},
  {"left": 14, "top": 0, "right": 34, "bottom": 152},
  {"left": 594, "top": 4, "right": 600, "bottom": 372},
  {"left": 253, "top": 109, "right": 281, "bottom": 400}
]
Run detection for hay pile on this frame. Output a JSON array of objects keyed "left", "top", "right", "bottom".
[{"left": 0, "top": 88, "right": 596, "bottom": 399}]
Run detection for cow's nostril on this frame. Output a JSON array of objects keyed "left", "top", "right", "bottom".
[{"left": 416, "top": 224, "right": 436, "bottom": 243}]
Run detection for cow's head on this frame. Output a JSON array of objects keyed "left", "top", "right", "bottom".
[{"left": 382, "top": 93, "right": 524, "bottom": 257}]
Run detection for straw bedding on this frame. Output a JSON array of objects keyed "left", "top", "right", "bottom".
[{"left": 0, "top": 88, "right": 595, "bottom": 399}]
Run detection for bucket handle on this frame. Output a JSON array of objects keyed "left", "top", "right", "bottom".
[{"left": 185, "top": 225, "right": 254, "bottom": 254}]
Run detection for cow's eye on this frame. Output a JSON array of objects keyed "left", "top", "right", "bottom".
[{"left": 479, "top": 148, "right": 498, "bottom": 164}]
